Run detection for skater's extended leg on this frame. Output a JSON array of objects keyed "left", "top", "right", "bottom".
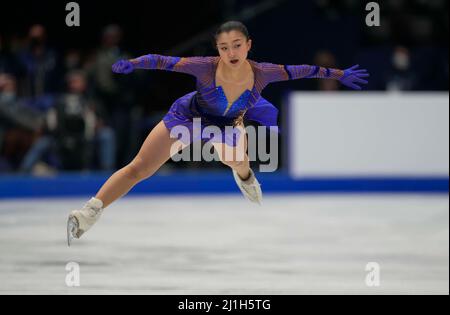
[
  {"left": 96, "top": 121, "right": 187, "bottom": 208},
  {"left": 68, "top": 121, "right": 188, "bottom": 243}
]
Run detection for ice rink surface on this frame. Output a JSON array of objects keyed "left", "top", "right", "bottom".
[{"left": 0, "top": 194, "right": 448, "bottom": 295}]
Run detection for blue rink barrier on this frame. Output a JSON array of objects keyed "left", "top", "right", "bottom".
[{"left": 0, "top": 171, "right": 448, "bottom": 199}]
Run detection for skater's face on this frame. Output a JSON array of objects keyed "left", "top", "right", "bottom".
[{"left": 216, "top": 30, "right": 252, "bottom": 69}]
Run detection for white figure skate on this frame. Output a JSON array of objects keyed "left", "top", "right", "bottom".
[
  {"left": 232, "top": 169, "right": 263, "bottom": 205},
  {"left": 67, "top": 197, "right": 104, "bottom": 246}
]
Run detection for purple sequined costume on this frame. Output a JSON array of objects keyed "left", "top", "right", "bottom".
[{"left": 130, "top": 55, "right": 344, "bottom": 146}]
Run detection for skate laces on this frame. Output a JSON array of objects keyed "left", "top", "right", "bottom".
[{"left": 82, "top": 204, "right": 102, "bottom": 218}]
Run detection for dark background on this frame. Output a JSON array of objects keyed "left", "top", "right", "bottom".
[{"left": 0, "top": 0, "right": 448, "bottom": 174}]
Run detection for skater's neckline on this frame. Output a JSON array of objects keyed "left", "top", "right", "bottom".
[{"left": 213, "top": 58, "right": 256, "bottom": 106}]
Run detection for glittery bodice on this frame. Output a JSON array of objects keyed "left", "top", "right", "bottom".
[{"left": 214, "top": 86, "right": 252, "bottom": 117}]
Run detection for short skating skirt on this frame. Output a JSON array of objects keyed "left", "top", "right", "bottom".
[{"left": 163, "top": 91, "right": 279, "bottom": 147}]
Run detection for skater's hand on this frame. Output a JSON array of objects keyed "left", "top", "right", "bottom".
[
  {"left": 339, "top": 65, "right": 370, "bottom": 90},
  {"left": 112, "top": 60, "right": 134, "bottom": 74}
]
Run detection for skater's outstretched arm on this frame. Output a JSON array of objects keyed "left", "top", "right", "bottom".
[
  {"left": 111, "top": 54, "right": 214, "bottom": 78},
  {"left": 261, "top": 62, "right": 370, "bottom": 90}
]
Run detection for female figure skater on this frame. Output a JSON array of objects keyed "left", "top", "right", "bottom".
[{"left": 67, "top": 21, "right": 369, "bottom": 245}]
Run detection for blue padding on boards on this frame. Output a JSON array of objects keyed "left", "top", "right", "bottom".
[{"left": 0, "top": 172, "right": 448, "bottom": 198}]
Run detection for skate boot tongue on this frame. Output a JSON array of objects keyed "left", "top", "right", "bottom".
[
  {"left": 83, "top": 198, "right": 104, "bottom": 217},
  {"left": 86, "top": 197, "right": 103, "bottom": 209}
]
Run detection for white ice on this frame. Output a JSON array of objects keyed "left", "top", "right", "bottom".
[{"left": 0, "top": 194, "right": 448, "bottom": 295}]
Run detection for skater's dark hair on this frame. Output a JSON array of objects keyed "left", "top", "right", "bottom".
[{"left": 214, "top": 21, "right": 250, "bottom": 43}]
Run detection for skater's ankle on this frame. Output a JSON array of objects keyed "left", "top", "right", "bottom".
[
  {"left": 87, "top": 197, "right": 104, "bottom": 210},
  {"left": 238, "top": 169, "right": 253, "bottom": 182}
]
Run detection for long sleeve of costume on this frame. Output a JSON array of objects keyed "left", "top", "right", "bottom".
[
  {"left": 129, "top": 54, "right": 213, "bottom": 79},
  {"left": 259, "top": 62, "right": 345, "bottom": 84}
]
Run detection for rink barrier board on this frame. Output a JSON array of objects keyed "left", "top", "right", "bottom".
[{"left": 0, "top": 172, "right": 448, "bottom": 198}]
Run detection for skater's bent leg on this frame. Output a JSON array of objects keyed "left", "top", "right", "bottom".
[
  {"left": 95, "top": 121, "right": 187, "bottom": 208},
  {"left": 213, "top": 124, "right": 251, "bottom": 180}
]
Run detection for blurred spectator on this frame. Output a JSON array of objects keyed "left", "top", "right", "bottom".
[
  {"left": 87, "top": 24, "right": 136, "bottom": 166},
  {"left": 64, "top": 49, "right": 83, "bottom": 73},
  {"left": 19, "top": 70, "right": 116, "bottom": 174},
  {"left": 385, "top": 46, "right": 417, "bottom": 91},
  {"left": 0, "top": 74, "right": 42, "bottom": 172},
  {"left": 88, "top": 25, "right": 131, "bottom": 104},
  {"left": 16, "top": 24, "right": 61, "bottom": 111},
  {"left": 0, "top": 73, "right": 18, "bottom": 104},
  {"left": 0, "top": 73, "right": 44, "bottom": 130}
]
